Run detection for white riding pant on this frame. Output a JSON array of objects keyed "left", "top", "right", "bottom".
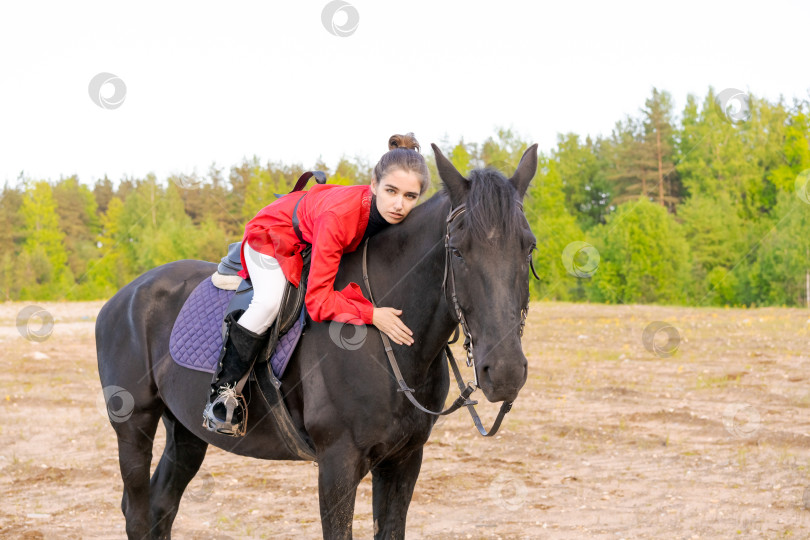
[{"left": 236, "top": 242, "right": 288, "bottom": 335}]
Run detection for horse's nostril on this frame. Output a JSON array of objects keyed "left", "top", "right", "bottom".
[{"left": 480, "top": 364, "right": 491, "bottom": 386}]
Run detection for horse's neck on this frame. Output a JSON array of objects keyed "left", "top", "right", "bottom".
[{"left": 366, "top": 194, "right": 457, "bottom": 370}]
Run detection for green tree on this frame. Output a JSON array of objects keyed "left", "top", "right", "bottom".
[
  {"left": 18, "top": 180, "right": 74, "bottom": 298},
  {"left": 478, "top": 128, "right": 528, "bottom": 173},
  {"left": 84, "top": 196, "right": 128, "bottom": 297},
  {"left": 641, "top": 88, "right": 679, "bottom": 209},
  {"left": 676, "top": 89, "right": 766, "bottom": 219},
  {"left": 204, "top": 163, "right": 244, "bottom": 240},
  {"left": 0, "top": 184, "right": 23, "bottom": 255},
  {"left": 604, "top": 117, "right": 650, "bottom": 203},
  {"left": 93, "top": 176, "right": 114, "bottom": 215},
  {"left": 0, "top": 183, "right": 24, "bottom": 300},
  {"left": 334, "top": 156, "right": 369, "bottom": 185},
  {"left": 195, "top": 215, "right": 229, "bottom": 263},
  {"left": 605, "top": 89, "right": 679, "bottom": 209},
  {"left": 553, "top": 133, "right": 610, "bottom": 228},
  {"left": 677, "top": 193, "right": 747, "bottom": 305},
  {"left": 450, "top": 140, "right": 473, "bottom": 174},
  {"left": 53, "top": 175, "right": 101, "bottom": 286},
  {"left": 116, "top": 175, "right": 198, "bottom": 274},
  {"left": 524, "top": 158, "right": 585, "bottom": 301},
  {"left": 242, "top": 159, "right": 275, "bottom": 221},
  {"left": 747, "top": 191, "right": 810, "bottom": 306},
  {"left": 766, "top": 100, "right": 810, "bottom": 194},
  {"left": 331, "top": 157, "right": 361, "bottom": 186},
  {"left": 587, "top": 198, "right": 690, "bottom": 304},
  {"left": 116, "top": 177, "right": 136, "bottom": 201}
]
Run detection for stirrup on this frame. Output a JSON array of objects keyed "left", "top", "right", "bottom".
[{"left": 202, "top": 385, "right": 247, "bottom": 437}]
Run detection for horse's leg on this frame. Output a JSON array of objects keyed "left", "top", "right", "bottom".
[
  {"left": 318, "top": 442, "right": 369, "bottom": 540},
  {"left": 148, "top": 410, "right": 209, "bottom": 539},
  {"left": 370, "top": 448, "right": 424, "bottom": 540},
  {"left": 114, "top": 406, "right": 163, "bottom": 539}
]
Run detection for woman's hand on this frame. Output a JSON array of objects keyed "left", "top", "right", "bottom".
[{"left": 372, "top": 307, "right": 414, "bottom": 346}]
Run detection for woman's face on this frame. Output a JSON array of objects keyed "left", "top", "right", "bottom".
[{"left": 371, "top": 168, "right": 422, "bottom": 224}]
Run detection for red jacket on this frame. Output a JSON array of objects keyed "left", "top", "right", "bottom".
[{"left": 238, "top": 184, "right": 374, "bottom": 325}]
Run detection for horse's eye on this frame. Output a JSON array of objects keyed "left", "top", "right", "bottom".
[{"left": 451, "top": 248, "right": 463, "bottom": 259}]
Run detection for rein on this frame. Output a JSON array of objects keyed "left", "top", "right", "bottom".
[{"left": 360, "top": 201, "right": 532, "bottom": 437}]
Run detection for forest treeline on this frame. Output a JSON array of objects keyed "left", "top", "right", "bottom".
[{"left": 2, "top": 87, "right": 809, "bottom": 306}]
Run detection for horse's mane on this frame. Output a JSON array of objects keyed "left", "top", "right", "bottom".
[
  {"left": 454, "top": 168, "right": 523, "bottom": 243},
  {"left": 386, "top": 168, "right": 523, "bottom": 246}
]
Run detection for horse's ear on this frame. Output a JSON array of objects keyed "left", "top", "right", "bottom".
[
  {"left": 510, "top": 143, "right": 539, "bottom": 199},
  {"left": 431, "top": 143, "right": 469, "bottom": 207}
]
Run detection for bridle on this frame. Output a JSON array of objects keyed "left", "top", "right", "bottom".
[
  {"left": 361, "top": 200, "right": 538, "bottom": 437},
  {"left": 442, "top": 204, "right": 477, "bottom": 379}
]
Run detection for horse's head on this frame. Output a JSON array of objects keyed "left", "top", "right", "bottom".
[{"left": 431, "top": 143, "right": 538, "bottom": 403}]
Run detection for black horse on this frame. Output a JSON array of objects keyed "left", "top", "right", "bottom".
[{"left": 95, "top": 143, "right": 538, "bottom": 539}]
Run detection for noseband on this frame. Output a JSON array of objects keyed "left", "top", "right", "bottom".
[{"left": 361, "top": 200, "right": 535, "bottom": 437}]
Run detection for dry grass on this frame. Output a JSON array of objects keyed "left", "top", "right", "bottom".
[{"left": 1, "top": 300, "right": 810, "bottom": 538}]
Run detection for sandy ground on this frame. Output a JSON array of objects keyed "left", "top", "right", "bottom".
[{"left": 1, "top": 300, "right": 810, "bottom": 539}]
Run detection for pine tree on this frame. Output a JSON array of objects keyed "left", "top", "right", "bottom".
[
  {"left": 605, "top": 118, "right": 651, "bottom": 203},
  {"left": 606, "top": 89, "right": 679, "bottom": 209},
  {"left": 641, "top": 88, "right": 679, "bottom": 209},
  {"left": 93, "top": 176, "right": 114, "bottom": 215}
]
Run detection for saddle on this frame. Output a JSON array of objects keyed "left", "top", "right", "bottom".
[
  {"left": 211, "top": 168, "right": 327, "bottom": 348},
  {"left": 170, "top": 243, "right": 310, "bottom": 380},
  {"left": 169, "top": 246, "right": 315, "bottom": 458},
  {"left": 171, "top": 171, "right": 326, "bottom": 458}
]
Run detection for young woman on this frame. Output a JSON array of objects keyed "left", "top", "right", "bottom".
[{"left": 203, "top": 133, "right": 430, "bottom": 436}]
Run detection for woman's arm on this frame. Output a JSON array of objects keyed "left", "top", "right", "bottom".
[
  {"left": 304, "top": 211, "right": 375, "bottom": 325},
  {"left": 305, "top": 211, "right": 413, "bottom": 345}
]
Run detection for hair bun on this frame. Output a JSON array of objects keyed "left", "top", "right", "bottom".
[{"left": 388, "top": 133, "right": 420, "bottom": 152}]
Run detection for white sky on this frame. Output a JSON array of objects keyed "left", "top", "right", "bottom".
[{"left": 1, "top": 0, "right": 808, "bottom": 187}]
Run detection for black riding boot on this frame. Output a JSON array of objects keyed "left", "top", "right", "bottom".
[{"left": 202, "top": 309, "right": 266, "bottom": 436}]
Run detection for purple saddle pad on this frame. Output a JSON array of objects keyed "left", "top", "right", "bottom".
[{"left": 169, "top": 276, "right": 305, "bottom": 379}]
